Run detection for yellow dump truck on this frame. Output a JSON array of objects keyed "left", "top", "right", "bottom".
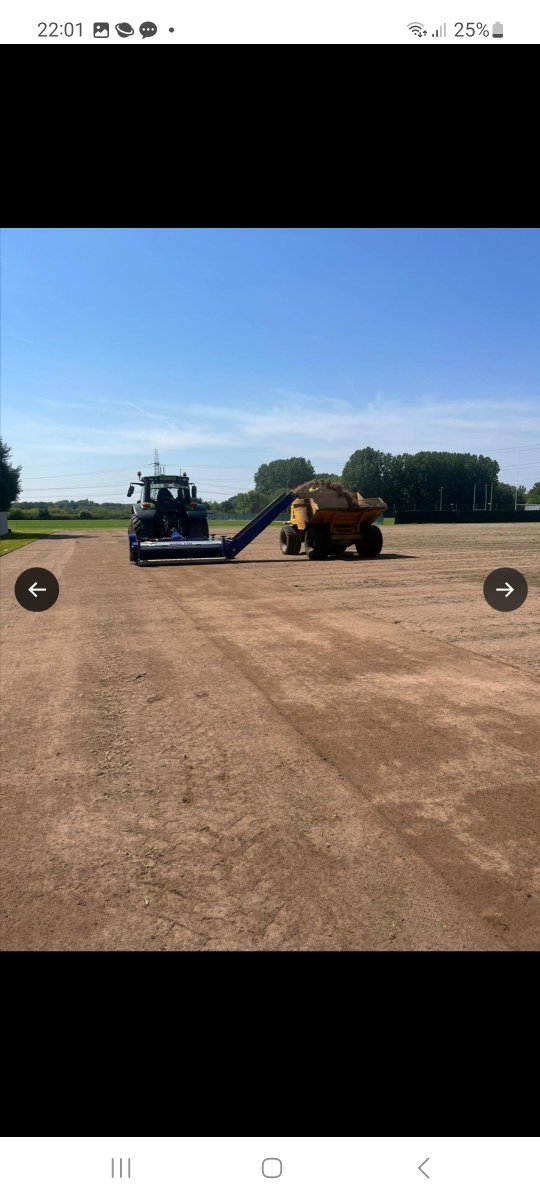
[{"left": 279, "top": 479, "right": 387, "bottom": 560}]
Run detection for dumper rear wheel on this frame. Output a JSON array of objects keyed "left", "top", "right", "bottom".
[
  {"left": 305, "top": 528, "right": 329, "bottom": 560},
  {"left": 330, "top": 542, "right": 347, "bottom": 557},
  {"left": 356, "top": 524, "right": 383, "bottom": 558},
  {"left": 280, "top": 525, "right": 302, "bottom": 555}
]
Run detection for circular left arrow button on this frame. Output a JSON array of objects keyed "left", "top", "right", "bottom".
[{"left": 14, "top": 567, "right": 59, "bottom": 612}]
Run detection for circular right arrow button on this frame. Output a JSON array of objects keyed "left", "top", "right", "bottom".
[{"left": 483, "top": 567, "right": 528, "bottom": 612}]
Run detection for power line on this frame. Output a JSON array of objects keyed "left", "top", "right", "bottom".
[
  {"left": 22, "top": 465, "right": 540, "bottom": 494},
  {"left": 498, "top": 461, "right": 540, "bottom": 469},
  {"left": 20, "top": 465, "right": 256, "bottom": 481},
  {"left": 21, "top": 448, "right": 540, "bottom": 482},
  {"left": 20, "top": 484, "right": 248, "bottom": 496},
  {"left": 20, "top": 470, "right": 255, "bottom": 484},
  {"left": 21, "top": 487, "right": 135, "bottom": 494}
]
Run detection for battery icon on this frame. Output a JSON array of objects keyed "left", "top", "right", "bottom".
[{"left": 492, "top": 20, "right": 503, "bottom": 34}]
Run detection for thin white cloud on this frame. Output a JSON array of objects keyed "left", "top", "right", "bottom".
[
  {"left": 271, "top": 387, "right": 352, "bottom": 413},
  {"left": 40, "top": 399, "right": 98, "bottom": 412},
  {"left": 128, "top": 428, "right": 236, "bottom": 448},
  {"left": 6, "top": 389, "right": 540, "bottom": 496},
  {"left": 182, "top": 390, "right": 540, "bottom": 450}
]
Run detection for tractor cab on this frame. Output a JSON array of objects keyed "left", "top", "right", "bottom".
[
  {"left": 144, "top": 475, "right": 180, "bottom": 505},
  {"left": 128, "top": 468, "right": 208, "bottom": 542}
]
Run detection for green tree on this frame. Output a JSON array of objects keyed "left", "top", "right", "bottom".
[
  {"left": 0, "top": 440, "right": 22, "bottom": 511},
  {"left": 254, "top": 457, "right": 315, "bottom": 493},
  {"left": 340, "top": 448, "right": 502, "bottom": 511},
  {"left": 222, "top": 490, "right": 270, "bottom": 513},
  {"left": 525, "top": 482, "right": 540, "bottom": 504},
  {"left": 380, "top": 452, "right": 408, "bottom": 511},
  {"left": 38, "top": 506, "right": 51, "bottom": 520},
  {"left": 399, "top": 452, "right": 499, "bottom": 510},
  {"left": 341, "top": 447, "right": 387, "bottom": 497},
  {"left": 78, "top": 510, "right": 93, "bottom": 519},
  {"left": 494, "top": 482, "right": 527, "bottom": 510}
]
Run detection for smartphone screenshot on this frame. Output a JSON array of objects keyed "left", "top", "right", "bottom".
[{"left": 0, "top": 226, "right": 538, "bottom": 953}]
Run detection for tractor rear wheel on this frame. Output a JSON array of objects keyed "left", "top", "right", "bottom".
[
  {"left": 356, "top": 524, "right": 383, "bottom": 558},
  {"left": 280, "top": 524, "right": 301, "bottom": 555},
  {"left": 189, "top": 519, "right": 209, "bottom": 539},
  {"left": 131, "top": 514, "right": 156, "bottom": 539},
  {"left": 330, "top": 541, "right": 347, "bottom": 557}
]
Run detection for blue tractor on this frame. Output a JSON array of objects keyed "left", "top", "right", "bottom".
[{"left": 127, "top": 469, "right": 209, "bottom": 543}]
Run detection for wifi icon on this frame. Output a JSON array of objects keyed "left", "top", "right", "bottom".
[{"left": 407, "top": 21, "right": 427, "bottom": 34}]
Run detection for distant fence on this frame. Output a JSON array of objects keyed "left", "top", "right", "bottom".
[
  {"left": 208, "top": 512, "right": 258, "bottom": 521},
  {"left": 395, "top": 510, "right": 540, "bottom": 524},
  {"left": 209, "top": 511, "right": 387, "bottom": 525}
]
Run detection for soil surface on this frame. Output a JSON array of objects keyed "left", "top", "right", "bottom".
[{"left": 1, "top": 523, "right": 539, "bottom": 950}]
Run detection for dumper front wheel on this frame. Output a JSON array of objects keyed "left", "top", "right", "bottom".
[
  {"left": 280, "top": 525, "right": 302, "bottom": 555},
  {"left": 356, "top": 524, "right": 383, "bottom": 558}
]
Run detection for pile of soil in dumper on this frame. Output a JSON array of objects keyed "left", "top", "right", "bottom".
[{"left": 293, "top": 479, "right": 383, "bottom": 510}]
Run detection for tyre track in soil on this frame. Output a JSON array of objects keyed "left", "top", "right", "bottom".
[
  {"left": 1, "top": 528, "right": 538, "bottom": 950},
  {"left": 152, "top": 547, "right": 539, "bottom": 951}
]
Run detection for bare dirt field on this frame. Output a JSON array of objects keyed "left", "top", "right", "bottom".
[{"left": 1, "top": 522, "right": 539, "bottom": 951}]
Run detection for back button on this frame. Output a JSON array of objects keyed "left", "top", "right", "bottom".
[{"left": 14, "top": 568, "right": 59, "bottom": 612}]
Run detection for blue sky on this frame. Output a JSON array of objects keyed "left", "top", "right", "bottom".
[{"left": 2, "top": 227, "right": 539, "bottom": 503}]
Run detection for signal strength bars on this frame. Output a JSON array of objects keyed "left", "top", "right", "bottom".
[{"left": 432, "top": 22, "right": 446, "bottom": 34}]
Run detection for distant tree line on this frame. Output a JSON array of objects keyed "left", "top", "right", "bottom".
[
  {"left": 8, "top": 499, "right": 133, "bottom": 519},
  {"left": 4, "top": 446, "right": 536, "bottom": 519},
  {"left": 339, "top": 447, "right": 528, "bottom": 511},
  {"left": 210, "top": 451, "right": 530, "bottom": 513},
  {"left": 208, "top": 457, "right": 318, "bottom": 514}
]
